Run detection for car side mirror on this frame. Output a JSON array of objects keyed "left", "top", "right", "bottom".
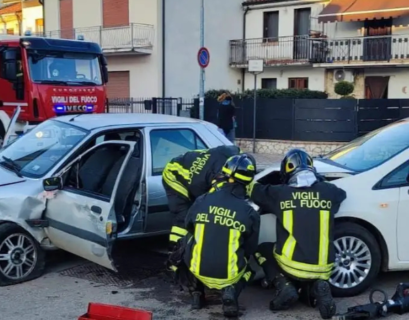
[{"left": 43, "top": 177, "right": 63, "bottom": 191}]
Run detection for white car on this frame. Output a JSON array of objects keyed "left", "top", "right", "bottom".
[{"left": 255, "top": 118, "right": 409, "bottom": 297}]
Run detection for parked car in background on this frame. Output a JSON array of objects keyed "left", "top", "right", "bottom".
[
  {"left": 255, "top": 118, "right": 409, "bottom": 297},
  {"left": 0, "top": 113, "right": 233, "bottom": 286}
]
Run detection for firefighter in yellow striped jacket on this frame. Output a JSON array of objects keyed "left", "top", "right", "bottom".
[
  {"left": 180, "top": 154, "right": 260, "bottom": 317},
  {"left": 162, "top": 145, "right": 241, "bottom": 256},
  {"left": 249, "top": 148, "right": 346, "bottom": 319}
]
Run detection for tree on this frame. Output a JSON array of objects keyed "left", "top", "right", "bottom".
[{"left": 334, "top": 81, "right": 355, "bottom": 99}]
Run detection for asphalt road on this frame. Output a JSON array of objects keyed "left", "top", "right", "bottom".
[{"left": 1, "top": 237, "right": 408, "bottom": 320}]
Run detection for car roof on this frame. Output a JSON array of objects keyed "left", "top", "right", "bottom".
[{"left": 54, "top": 113, "right": 208, "bottom": 130}]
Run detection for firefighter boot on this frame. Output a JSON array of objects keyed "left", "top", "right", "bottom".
[
  {"left": 269, "top": 274, "right": 299, "bottom": 311},
  {"left": 222, "top": 285, "right": 239, "bottom": 318},
  {"left": 191, "top": 291, "right": 206, "bottom": 310},
  {"left": 311, "top": 280, "right": 336, "bottom": 319}
]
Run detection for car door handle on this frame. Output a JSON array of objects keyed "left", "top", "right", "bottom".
[{"left": 91, "top": 205, "right": 102, "bottom": 214}]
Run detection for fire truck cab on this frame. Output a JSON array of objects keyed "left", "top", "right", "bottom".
[{"left": 0, "top": 35, "right": 108, "bottom": 145}]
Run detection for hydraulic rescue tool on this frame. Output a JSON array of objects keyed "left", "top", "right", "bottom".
[{"left": 333, "top": 283, "right": 409, "bottom": 319}]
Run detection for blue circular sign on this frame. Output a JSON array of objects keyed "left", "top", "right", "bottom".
[{"left": 198, "top": 47, "right": 210, "bottom": 68}]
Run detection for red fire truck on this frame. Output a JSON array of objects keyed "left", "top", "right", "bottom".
[{"left": 0, "top": 35, "right": 108, "bottom": 144}]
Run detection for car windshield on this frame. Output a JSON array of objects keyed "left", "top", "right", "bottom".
[
  {"left": 27, "top": 50, "right": 102, "bottom": 85},
  {"left": 324, "top": 119, "right": 409, "bottom": 172},
  {"left": 0, "top": 120, "right": 89, "bottom": 178}
]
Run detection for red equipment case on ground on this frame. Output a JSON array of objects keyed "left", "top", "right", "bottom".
[{"left": 78, "top": 303, "right": 152, "bottom": 320}]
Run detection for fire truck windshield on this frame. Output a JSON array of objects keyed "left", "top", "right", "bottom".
[{"left": 27, "top": 51, "right": 103, "bottom": 86}]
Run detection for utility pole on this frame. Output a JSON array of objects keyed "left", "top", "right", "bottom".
[{"left": 199, "top": 0, "right": 205, "bottom": 120}]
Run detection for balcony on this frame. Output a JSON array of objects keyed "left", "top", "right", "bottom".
[
  {"left": 230, "top": 36, "right": 318, "bottom": 67},
  {"left": 311, "top": 34, "right": 409, "bottom": 67},
  {"left": 45, "top": 23, "right": 155, "bottom": 55}
]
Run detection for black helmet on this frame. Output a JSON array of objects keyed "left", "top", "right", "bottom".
[
  {"left": 280, "top": 148, "right": 315, "bottom": 184},
  {"left": 222, "top": 154, "right": 256, "bottom": 185}
]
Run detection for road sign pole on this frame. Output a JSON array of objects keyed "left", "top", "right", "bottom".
[
  {"left": 248, "top": 60, "right": 264, "bottom": 154},
  {"left": 199, "top": 0, "right": 205, "bottom": 120}
]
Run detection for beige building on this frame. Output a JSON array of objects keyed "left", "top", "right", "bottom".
[
  {"left": 0, "top": 0, "right": 43, "bottom": 36},
  {"left": 231, "top": 0, "right": 409, "bottom": 99},
  {"left": 44, "top": 0, "right": 160, "bottom": 99}
]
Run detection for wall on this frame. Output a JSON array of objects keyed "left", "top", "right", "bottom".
[
  {"left": 44, "top": 0, "right": 59, "bottom": 32},
  {"left": 129, "top": 0, "right": 161, "bottom": 97},
  {"left": 246, "top": 1, "right": 324, "bottom": 39},
  {"left": 325, "top": 68, "right": 409, "bottom": 99},
  {"left": 164, "top": 0, "right": 242, "bottom": 97},
  {"left": 245, "top": 66, "right": 325, "bottom": 91},
  {"left": 74, "top": 0, "right": 102, "bottom": 28},
  {"left": 21, "top": 5, "right": 42, "bottom": 34}
]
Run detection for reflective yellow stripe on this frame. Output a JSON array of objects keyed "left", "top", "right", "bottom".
[
  {"left": 243, "top": 271, "right": 252, "bottom": 282},
  {"left": 209, "top": 181, "right": 226, "bottom": 193},
  {"left": 169, "top": 234, "right": 182, "bottom": 242},
  {"left": 165, "top": 162, "right": 190, "bottom": 180},
  {"left": 227, "top": 229, "right": 240, "bottom": 279},
  {"left": 170, "top": 265, "right": 178, "bottom": 271},
  {"left": 255, "top": 252, "right": 266, "bottom": 265},
  {"left": 190, "top": 223, "right": 205, "bottom": 275},
  {"left": 274, "top": 252, "right": 333, "bottom": 273},
  {"left": 171, "top": 226, "right": 188, "bottom": 236},
  {"left": 282, "top": 210, "right": 296, "bottom": 260},
  {"left": 319, "top": 210, "right": 330, "bottom": 266},
  {"left": 163, "top": 170, "right": 190, "bottom": 199},
  {"left": 246, "top": 182, "right": 256, "bottom": 196},
  {"left": 275, "top": 258, "right": 332, "bottom": 280},
  {"left": 194, "top": 268, "right": 246, "bottom": 290},
  {"left": 234, "top": 173, "right": 252, "bottom": 181}
]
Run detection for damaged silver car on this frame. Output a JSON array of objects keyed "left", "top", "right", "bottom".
[{"left": 0, "top": 112, "right": 232, "bottom": 285}]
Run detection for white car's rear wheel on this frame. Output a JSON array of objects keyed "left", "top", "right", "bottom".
[{"left": 330, "top": 222, "right": 381, "bottom": 297}]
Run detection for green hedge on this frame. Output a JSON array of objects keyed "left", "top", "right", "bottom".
[{"left": 205, "top": 88, "right": 328, "bottom": 100}]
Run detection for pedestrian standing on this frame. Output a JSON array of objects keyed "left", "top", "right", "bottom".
[{"left": 217, "top": 93, "right": 236, "bottom": 144}]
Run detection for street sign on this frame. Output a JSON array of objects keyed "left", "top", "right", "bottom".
[
  {"left": 198, "top": 47, "right": 210, "bottom": 68},
  {"left": 248, "top": 59, "right": 264, "bottom": 73}
]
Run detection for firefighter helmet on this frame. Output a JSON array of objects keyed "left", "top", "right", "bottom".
[
  {"left": 280, "top": 148, "right": 315, "bottom": 184},
  {"left": 222, "top": 154, "right": 256, "bottom": 185}
]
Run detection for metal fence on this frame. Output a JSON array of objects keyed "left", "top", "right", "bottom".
[
  {"left": 105, "top": 97, "right": 409, "bottom": 142},
  {"left": 201, "top": 98, "right": 409, "bottom": 142},
  {"left": 106, "top": 97, "right": 197, "bottom": 116}
]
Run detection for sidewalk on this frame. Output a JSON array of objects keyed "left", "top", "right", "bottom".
[{"left": 251, "top": 153, "right": 283, "bottom": 170}]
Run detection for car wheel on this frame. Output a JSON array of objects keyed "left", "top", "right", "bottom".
[
  {"left": 330, "top": 222, "right": 381, "bottom": 297},
  {"left": 0, "top": 223, "right": 46, "bottom": 286}
]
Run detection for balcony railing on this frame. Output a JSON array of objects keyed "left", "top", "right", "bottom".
[
  {"left": 313, "top": 34, "right": 409, "bottom": 64},
  {"left": 230, "top": 34, "right": 409, "bottom": 67},
  {"left": 230, "top": 36, "right": 316, "bottom": 66},
  {"left": 45, "top": 23, "right": 155, "bottom": 54}
]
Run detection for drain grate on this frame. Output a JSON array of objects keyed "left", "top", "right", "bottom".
[{"left": 60, "top": 250, "right": 167, "bottom": 287}]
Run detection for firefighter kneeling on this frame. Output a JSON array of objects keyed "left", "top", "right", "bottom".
[
  {"left": 249, "top": 149, "right": 347, "bottom": 319},
  {"left": 170, "top": 154, "right": 260, "bottom": 317},
  {"left": 162, "top": 145, "right": 241, "bottom": 258}
]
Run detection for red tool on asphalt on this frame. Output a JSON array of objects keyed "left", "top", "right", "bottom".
[{"left": 78, "top": 303, "right": 152, "bottom": 320}]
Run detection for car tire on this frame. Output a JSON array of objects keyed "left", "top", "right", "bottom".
[
  {"left": 330, "top": 222, "right": 381, "bottom": 298},
  {"left": 0, "top": 222, "right": 46, "bottom": 286}
]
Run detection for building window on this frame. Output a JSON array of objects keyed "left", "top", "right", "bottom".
[
  {"left": 35, "top": 19, "right": 44, "bottom": 35},
  {"left": 261, "top": 78, "right": 277, "bottom": 90},
  {"left": 7, "top": 28, "right": 14, "bottom": 35},
  {"left": 289, "top": 78, "right": 308, "bottom": 89},
  {"left": 263, "top": 11, "right": 279, "bottom": 42}
]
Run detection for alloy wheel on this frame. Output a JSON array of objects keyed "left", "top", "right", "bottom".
[
  {"left": 330, "top": 236, "right": 372, "bottom": 289},
  {"left": 0, "top": 233, "right": 37, "bottom": 280}
]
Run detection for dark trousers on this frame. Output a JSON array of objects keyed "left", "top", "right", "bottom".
[
  {"left": 163, "top": 181, "right": 192, "bottom": 249},
  {"left": 176, "top": 262, "right": 254, "bottom": 299},
  {"left": 256, "top": 242, "right": 323, "bottom": 307}
]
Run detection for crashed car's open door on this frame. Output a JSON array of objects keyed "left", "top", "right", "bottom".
[{"left": 44, "top": 140, "right": 144, "bottom": 271}]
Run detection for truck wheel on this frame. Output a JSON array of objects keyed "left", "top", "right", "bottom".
[
  {"left": 330, "top": 222, "right": 381, "bottom": 297},
  {"left": 0, "top": 223, "right": 46, "bottom": 286}
]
